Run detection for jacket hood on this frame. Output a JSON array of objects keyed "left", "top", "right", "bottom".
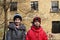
[
  {"left": 31, "top": 25, "right": 42, "bottom": 33},
  {"left": 8, "top": 23, "right": 26, "bottom": 31}
]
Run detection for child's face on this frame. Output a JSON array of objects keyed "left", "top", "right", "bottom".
[
  {"left": 34, "top": 21, "right": 40, "bottom": 27},
  {"left": 14, "top": 18, "right": 21, "bottom": 26}
]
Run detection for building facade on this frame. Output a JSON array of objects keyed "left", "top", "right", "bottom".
[{"left": 0, "top": 0, "right": 60, "bottom": 40}]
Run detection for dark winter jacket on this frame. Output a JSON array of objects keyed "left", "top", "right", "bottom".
[{"left": 6, "top": 23, "right": 26, "bottom": 40}]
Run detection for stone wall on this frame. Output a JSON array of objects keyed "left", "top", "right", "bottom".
[{"left": 0, "top": 0, "right": 60, "bottom": 40}]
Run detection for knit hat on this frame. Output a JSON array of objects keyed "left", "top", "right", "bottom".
[
  {"left": 32, "top": 17, "right": 41, "bottom": 23},
  {"left": 13, "top": 13, "right": 22, "bottom": 21}
]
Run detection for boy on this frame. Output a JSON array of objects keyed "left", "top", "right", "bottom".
[{"left": 6, "top": 13, "right": 26, "bottom": 40}]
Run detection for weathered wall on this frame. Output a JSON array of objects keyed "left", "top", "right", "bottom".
[{"left": 0, "top": 0, "right": 60, "bottom": 40}]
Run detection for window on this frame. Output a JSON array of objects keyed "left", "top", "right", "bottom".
[
  {"left": 31, "top": 1, "right": 38, "bottom": 10},
  {"left": 52, "top": 21, "right": 60, "bottom": 33},
  {"left": 51, "top": 1, "right": 59, "bottom": 13},
  {"left": 10, "top": 2, "right": 17, "bottom": 11}
]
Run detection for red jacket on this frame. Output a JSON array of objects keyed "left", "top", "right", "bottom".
[{"left": 26, "top": 25, "right": 48, "bottom": 40}]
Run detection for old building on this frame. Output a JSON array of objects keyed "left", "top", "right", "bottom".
[{"left": 0, "top": 0, "right": 60, "bottom": 40}]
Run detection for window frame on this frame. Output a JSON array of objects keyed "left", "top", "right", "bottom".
[
  {"left": 50, "top": 1, "right": 59, "bottom": 13},
  {"left": 52, "top": 21, "right": 60, "bottom": 33},
  {"left": 31, "top": 1, "right": 38, "bottom": 11},
  {"left": 10, "top": 2, "right": 17, "bottom": 11}
]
